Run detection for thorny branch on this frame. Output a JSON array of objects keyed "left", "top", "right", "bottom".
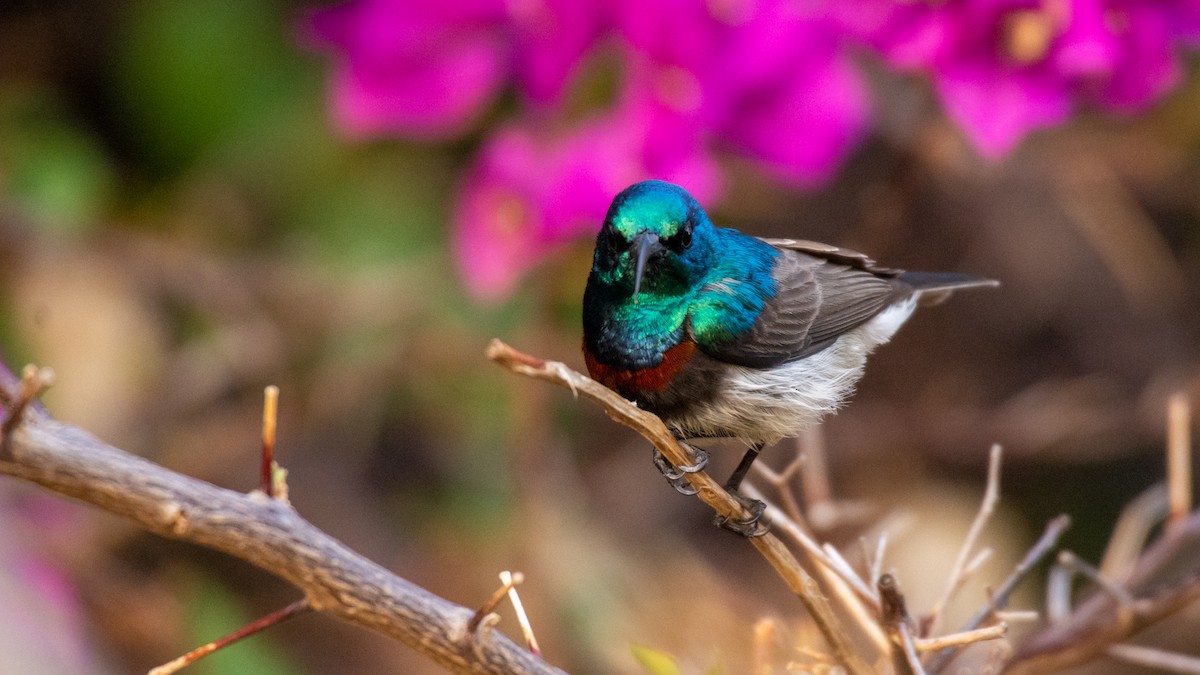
[{"left": 0, "top": 367, "right": 561, "bottom": 675}]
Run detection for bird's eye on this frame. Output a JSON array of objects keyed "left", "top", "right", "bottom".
[
  {"left": 663, "top": 224, "right": 693, "bottom": 251},
  {"left": 605, "top": 227, "right": 625, "bottom": 251}
]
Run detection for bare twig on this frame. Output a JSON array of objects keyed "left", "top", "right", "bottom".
[
  {"left": 752, "top": 451, "right": 807, "bottom": 524},
  {"left": 487, "top": 340, "right": 873, "bottom": 675},
  {"left": 0, "top": 414, "right": 560, "bottom": 675},
  {"left": 973, "top": 515, "right": 1069, "bottom": 629},
  {"left": 898, "top": 624, "right": 927, "bottom": 675},
  {"left": 149, "top": 598, "right": 313, "bottom": 675},
  {"left": 260, "top": 385, "right": 280, "bottom": 498},
  {"left": 1107, "top": 644, "right": 1200, "bottom": 674},
  {"left": 916, "top": 624, "right": 1007, "bottom": 653},
  {"left": 501, "top": 571, "right": 541, "bottom": 657},
  {"left": 1008, "top": 510, "right": 1200, "bottom": 673},
  {"left": 925, "top": 444, "right": 1002, "bottom": 638},
  {"left": 1056, "top": 551, "right": 1137, "bottom": 609},
  {"left": 1099, "top": 484, "right": 1169, "bottom": 580},
  {"left": 930, "top": 515, "right": 1069, "bottom": 672},
  {"left": 745, "top": 482, "right": 890, "bottom": 655},
  {"left": 1168, "top": 393, "right": 1192, "bottom": 530},
  {"left": 469, "top": 571, "right": 523, "bottom": 636},
  {"left": 869, "top": 532, "right": 888, "bottom": 589},
  {"left": 993, "top": 610, "right": 1039, "bottom": 623}
]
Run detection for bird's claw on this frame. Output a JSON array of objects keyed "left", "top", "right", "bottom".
[
  {"left": 714, "top": 490, "right": 769, "bottom": 537},
  {"left": 652, "top": 446, "right": 709, "bottom": 495}
]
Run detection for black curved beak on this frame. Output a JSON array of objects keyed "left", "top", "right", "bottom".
[{"left": 631, "top": 231, "right": 662, "bottom": 303}]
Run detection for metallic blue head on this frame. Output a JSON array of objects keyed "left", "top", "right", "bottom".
[{"left": 593, "top": 180, "right": 715, "bottom": 301}]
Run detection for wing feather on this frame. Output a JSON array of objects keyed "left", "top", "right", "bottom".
[{"left": 696, "top": 239, "right": 906, "bottom": 367}]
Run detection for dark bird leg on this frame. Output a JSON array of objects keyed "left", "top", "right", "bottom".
[
  {"left": 714, "top": 441, "right": 768, "bottom": 537},
  {"left": 652, "top": 441, "right": 709, "bottom": 496}
]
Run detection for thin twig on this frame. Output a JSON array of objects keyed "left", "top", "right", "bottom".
[
  {"left": 926, "top": 444, "right": 1002, "bottom": 638},
  {"left": 1099, "top": 484, "right": 1169, "bottom": 580},
  {"left": 753, "top": 451, "right": 807, "bottom": 525},
  {"left": 744, "top": 485, "right": 879, "bottom": 607},
  {"left": 916, "top": 623, "right": 1007, "bottom": 653},
  {"left": 1107, "top": 644, "right": 1200, "bottom": 674},
  {"left": 930, "top": 514, "right": 1070, "bottom": 672},
  {"left": 1009, "top": 514, "right": 1200, "bottom": 674},
  {"left": 261, "top": 385, "right": 279, "bottom": 498},
  {"left": 1168, "top": 393, "right": 1192, "bottom": 530},
  {"left": 870, "top": 532, "right": 888, "bottom": 589},
  {"left": 993, "top": 610, "right": 1039, "bottom": 623},
  {"left": 1056, "top": 551, "right": 1138, "bottom": 609},
  {"left": 469, "top": 572, "right": 523, "bottom": 635},
  {"left": 500, "top": 571, "right": 540, "bottom": 657},
  {"left": 751, "top": 492, "right": 889, "bottom": 654},
  {"left": 487, "top": 340, "right": 873, "bottom": 675},
  {"left": 1045, "top": 560, "right": 1075, "bottom": 625},
  {"left": 899, "top": 624, "right": 927, "bottom": 675},
  {"left": 149, "top": 598, "right": 312, "bottom": 675}
]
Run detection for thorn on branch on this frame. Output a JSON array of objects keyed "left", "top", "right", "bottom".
[
  {"left": 149, "top": 598, "right": 312, "bottom": 675},
  {"left": 468, "top": 571, "right": 523, "bottom": 636},
  {"left": 1167, "top": 392, "right": 1192, "bottom": 530},
  {"left": 260, "top": 385, "right": 283, "bottom": 499},
  {"left": 465, "top": 571, "right": 542, "bottom": 657},
  {"left": 1, "top": 365, "right": 54, "bottom": 456}
]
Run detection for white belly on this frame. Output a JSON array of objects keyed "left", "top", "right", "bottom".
[{"left": 671, "top": 298, "right": 918, "bottom": 443}]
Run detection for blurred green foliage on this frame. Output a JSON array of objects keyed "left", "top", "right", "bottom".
[{"left": 184, "top": 573, "right": 300, "bottom": 675}]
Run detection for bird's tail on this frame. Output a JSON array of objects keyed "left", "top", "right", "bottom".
[{"left": 899, "top": 271, "right": 999, "bottom": 306}]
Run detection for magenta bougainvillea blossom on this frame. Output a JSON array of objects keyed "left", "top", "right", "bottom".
[
  {"left": 614, "top": 0, "right": 870, "bottom": 186},
  {"left": 452, "top": 106, "right": 723, "bottom": 299},
  {"left": 838, "top": 0, "right": 1200, "bottom": 157},
  {"left": 304, "top": 0, "right": 1200, "bottom": 299},
  {"left": 301, "top": 0, "right": 603, "bottom": 137}
]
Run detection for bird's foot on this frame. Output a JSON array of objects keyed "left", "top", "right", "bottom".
[
  {"left": 713, "top": 489, "right": 769, "bottom": 537},
  {"left": 652, "top": 446, "right": 709, "bottom": 495}
]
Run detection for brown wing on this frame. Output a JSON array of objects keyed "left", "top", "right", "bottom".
[{"left": 698, "top": 239, "right": 907, "bottom": 368}]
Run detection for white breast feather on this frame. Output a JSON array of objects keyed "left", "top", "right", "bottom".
[{"left": 672, "top": 297, "right": 918, "bottom": 444}]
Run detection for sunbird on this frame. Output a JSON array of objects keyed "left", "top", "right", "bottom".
[{"left": 582, "top": 180, "right": 996, "bottom": 535}]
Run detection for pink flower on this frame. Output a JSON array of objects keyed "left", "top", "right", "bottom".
[
  {"left": 840, "top": 0, "right": 1200, "bottom": 157},
  {"left": 615, "top": 0, "right": 871, "bottom": 186},
  {"left": 452, "top": 110, "right": 720, "bottom": 300},
  {"left": 301, "top": 0, "right": 604, "bottom": 138}
]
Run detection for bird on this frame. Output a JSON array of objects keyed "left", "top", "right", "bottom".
[{"left": 581, "top": 179, "right": 996, "bottom": 535}]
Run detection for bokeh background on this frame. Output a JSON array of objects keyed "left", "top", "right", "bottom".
[{"left": 2, "top": 1, "right": 1199, "bottom": 673}]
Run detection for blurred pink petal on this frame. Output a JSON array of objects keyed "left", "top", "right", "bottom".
[
  {"left": 453, "top": 122, "right": 628, "bottom": 300},
  {"left": 303, "top": 0, "right": 605, "bottom": 137},
  {"left": 844, "top": 0, "right": 1200, "bottom": 157},
  {"left": 935, "top": 62, "right": 1073, "bottom": 158},
  {"left": 452, "top": 108, "right": 722, "bottom": 301},
  {"left": 510, "top": 0, "right": 607, "bottom": 105},
  {"left": 614, "top": 0, "right": 869, "bottom": 186}
]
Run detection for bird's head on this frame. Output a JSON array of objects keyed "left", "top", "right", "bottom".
[{"left": 592, "top": 180, "right": 714, "bottom": 301}]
